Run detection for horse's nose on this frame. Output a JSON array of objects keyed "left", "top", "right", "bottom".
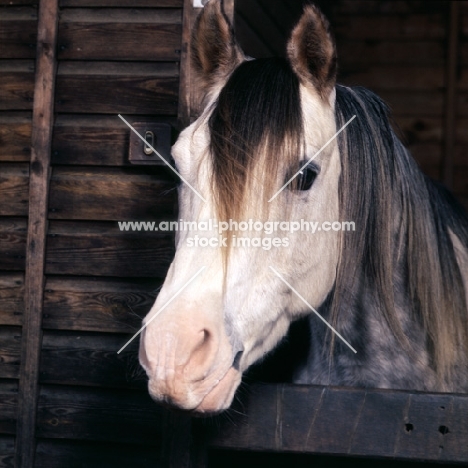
[
  {"left": 183, "top": 328, "right": 216, "bottom": 377},
  {"left": 141, "top": 320, "right": 219, "bottom": 382}
]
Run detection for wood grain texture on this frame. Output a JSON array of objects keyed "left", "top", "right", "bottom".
[
  {"left": 0, "top": 435, "right": 15, "bottom": 468},
  {"left": 39, "top": 331, "right": 145, "bottom": 389},
  {"left": 55, "top": 61, "right": 179, "bottom": 115},
  {"left": 43, "top": 276, "right": 159, "bottom": 332},
  {"left": 45, "top": 221, "right": 174, "bottom": 277},
  {"left": 203, "top": 384, "right": 468, "bottom": 464},
  {"left": 0, "top": 163, "right": 29, "bottom": 216},
  {"left": 0, "top": 60, "right": 35, "bottom": 110},
  {"left": 177, "top": 0, "right": 193, "bottom": 126},
  {"left": 0, "top": 218, "right": 27, "bottom": 271},
  {"left": 15, "top": 0, "right": 58, "bottom": 466},
  {"left": 0, "top": 7, "right": 37, "bottom": 59},
  {"left": 51, "top": 115, "right": 178, "bottom": 166},
  {"left": 0, "top": 326, "right": 21, "bottom": 379},
  {"left": 0, "top": 273, "right": 24, "bottom": 326},
  {"left": 36, "top": 384, "right": 164, "bottom": 445},
  {"left": 0, "top": 112, "right": 32, "bottom": 162},
  {"left": 0, "top": 381, "right": 18, "bottom": 435},
  {"left": 35, "top": 439, "right": 163, "bottom": 468},
  {"left": 48, "top": 166, "right": 177, "bottom": 220},
  {"left": 57, "top": 9, "right": 182, "bottom": 61}
]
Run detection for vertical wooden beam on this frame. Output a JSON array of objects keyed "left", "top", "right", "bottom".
[
  {"left": 443, "top": 1, "right": 460, "bottom": 189},
  {"left": 15, "top": 0, "right": 58, "bottom": 466},
  {"left": 178, "top": 0, "right": 195, "bottom": 127}
]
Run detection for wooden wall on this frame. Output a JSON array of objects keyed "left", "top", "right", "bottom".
[
  {"left": 0, "top": 1, "right": 38, "bottom": 465},
  {"left": 1, "top": 0, "right": 185, "bottom": 466},
  {"left": 235, "top": 0, "right": 468, "bottom": 210},
  {"left": 1, "top": 1, "right": 467, "bottom": 467},
  {"left": 36, "top": 0, "right": 184, "bottom": 463}
]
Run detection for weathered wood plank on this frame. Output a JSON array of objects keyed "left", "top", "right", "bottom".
[
  {"left": 36, "top": 384, "right": 164, "bottom": 445},
  {"left": 0, "top": 163, "right": 29, "bottom": 216},
  {"left": 48, "top": 166, "right": 177, "bottom": 221},
  {"left": 339, "top": 66, "right": 443, "bottom": 91},
  {"left": 0, "top": 273, "right": 23, "bottom": 326},
  {"left": 0, "top": 380, "right": 18, "bottom": 435},
  {"left": 0, "top": 327, "right": 21, "bottom": 379},
  {"left": 177, "top": 0, "right": 194, "bottom": 126},
  {"left": 0, "top": 218, "right": 27, "bottom": 271},
  {"left": 15, "top": 0, "right": 58, "bottom": 466},
  {"left": 43, "top": 276, "right": 158, "bottom": 332},
  {"left": 58, "top": 9, "right": 182, "bottom": 61},
  {"left": 333, "top": 15, "right": 445, "bottom": 40},
  {"left": 205, "top": 384, "right": 468, "bottom": 463},
  {"left": 45, "top": 221, "right": 174, "bottom": 277},
  {"left": 0, "top": 60, "right": 35, "bottom": 110},
  {"left": 0, "top": 435, "right": 15, "bottom": 468},
  {"left": 51, "top": 115, "right": 178, "bottom": 166},
  {"left": 0, "top": 113, "right": 32, "bottom": 162},
  {"left": 0, "top": 7, "right": 37, "bottom": 59},
  {"left": 60, "top": 0, "right": 182, "bottom": 6},
  {"left": 55, "top": 61, "right": 179, "bottom": 115},
  {"left": 39, "top": 331, "right": 145, "bottom": 389},
  {"left": 35, "top": 439, "right": 163, "bottom": 468}
]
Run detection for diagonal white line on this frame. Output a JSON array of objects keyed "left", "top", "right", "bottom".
[
  {"left": 268, "top": 115, "right": 357, "bottom": 202},
  {"left": 117, "top": 266, "right": 206, "bottom": 354},
  {"left": 118, "top": 114, "right": 207, "bottom": 203},
  {"left": 269, "top": 266, "right": 357, "bottom": 353}
]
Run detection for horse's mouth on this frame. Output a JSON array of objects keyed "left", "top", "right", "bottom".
[
  {"left": 194, "top": 366, "right": 242, "bottom": 414},
  {"left": 147, "top": 366, "right": 242, "bottom": 415}
]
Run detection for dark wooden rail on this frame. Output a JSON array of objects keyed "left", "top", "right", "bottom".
[{"left": 194, "top": 384, "right": 468, "bottom": 466}]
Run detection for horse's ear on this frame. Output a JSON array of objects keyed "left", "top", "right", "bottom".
[
  {"left": 191, "top": 0, "right": 244, "bottom": 92},
  {"left": 287, "top": 5, "right": 337, "bottom": 100}
]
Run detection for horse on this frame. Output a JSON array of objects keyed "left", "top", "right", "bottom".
[{"left": 138, "top": 0, "right": 468, "bottom": 413}]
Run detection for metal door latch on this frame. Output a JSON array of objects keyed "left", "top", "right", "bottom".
[{"left": 128, "top": 122, "right": 172, "bottom": 165}]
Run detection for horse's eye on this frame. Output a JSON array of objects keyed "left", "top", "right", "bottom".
[{"left": 290, "top": 166, "right": 318, "bottom": 191}]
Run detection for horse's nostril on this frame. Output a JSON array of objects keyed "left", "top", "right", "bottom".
[{"left": 232, "top": 350, "right": 244, "bottom": 370}]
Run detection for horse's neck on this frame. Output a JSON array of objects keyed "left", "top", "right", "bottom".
[{"left": 293, "top": 239, "right": 437, "bottom": 390}]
